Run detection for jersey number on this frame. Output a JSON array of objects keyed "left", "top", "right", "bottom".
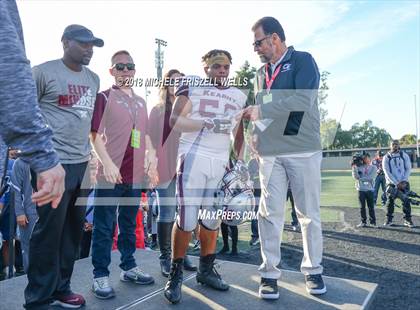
[{"left": 198, "top": 99, "right": 237, "bottom": 117}]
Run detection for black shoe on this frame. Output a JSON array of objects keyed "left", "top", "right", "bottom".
[
  {"left": 356, "top": 222, "right": 367, "bottom": 228},
  {"left": 150, "top": 240, "right": 158, "bottom": 250},
  {"left": 305, "top": 274, "right": 327, "bottom": 295},
  {"left": 404, "top": 219, "right": 414, "bottom": 228},
  {"left": 160, "top": 258, "right": 171, "bottom": 277},
  {"left": 230, "top": 249, "right": 238, "bottom": 256},
  {"left": 158, "top": 221, "right": 173, "bottom": 260},
  {"left": 15, "top": 267, "right": 25, "bottom": 276},
  {"left": 249, "top": 236, "right": 260, "bottom": 246},
  {"left": 196, "top": 254, "right": 229, "bottom": 291},
  {"left": 183, "top": 255, "right": 197, "bottom": 271},
  {"left": 291, "top": 224, "right": 300, "bottom": 232},
  {"left": 192, "top": 240, "right": 200, "bottom": 250},
  {"left": 259, "top": 277, "right": 279, "bottom": 299},
  {"left": 218, "top": 246, "right": 229, "bottom": 255},
  {"left": 158, "top": 222, "right": 174, "bottom": 277},
  {"left": 164, "top": 258, "right": 184, "bottom": 304},
  {"left": 383, "top": 219, "right": 394, "bottom": 227}
]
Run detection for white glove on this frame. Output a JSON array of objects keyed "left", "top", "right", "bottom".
[{"left": 203, "top": 118, "right": 232, "bottom": 134}]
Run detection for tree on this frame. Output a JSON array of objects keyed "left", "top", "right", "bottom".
[
  {"left": 234, "top": 61, "right": 256, "bottom": 107},
  {"left": 400, "top": 134, "right": 417, "bottom": 145},
  {"left": 320, "top": 118, "right": 340, "bottom": 149},
  {"left": 318, "top": 71, "right": 330, "bottom": 122},
  {"left": 349, "top": 120, "right": 392, "bottom": 148},
  {"left": 234, "top": 61, "right": 257, "bottom": 139},
  {"left": 333, "top": 124, "right": 353, "bottom": 149}
]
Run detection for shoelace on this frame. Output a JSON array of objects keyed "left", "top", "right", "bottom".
[
  {"left": 131, "top": 267, "right": 145, "bottom": 277},
  {"left": 97, "top": 278, "right": 110, "bottom": 288},
  {"left": 168, "top": 265, "right": 182, "bottom": 284},
  {"left": 262, "top": 278, "right": 277, "bottom": 286},
  {"left": 306, "top": 274, "right": 319, "bottom": 282},
  {"left": 211, "top": 263, "right": 222, "bottom": 279}
]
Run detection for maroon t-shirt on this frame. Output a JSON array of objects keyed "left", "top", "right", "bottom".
[
  {"left": 148, "top": 103, "right": 180, "bottom": 184},
  {"left": 91, "top": 86, "right": 147, "bottom": 184}
]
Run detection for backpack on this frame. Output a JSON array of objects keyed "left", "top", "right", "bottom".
[{"left": 386, "top": 151, "right": 406, "bottom": 174}]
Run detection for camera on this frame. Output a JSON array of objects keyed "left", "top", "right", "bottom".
[
  {"left": 386, "top": 183, "right": 420, "bottom": 207},
  {"left": 351, "top": 153, "right": 364, "bottom": 167}
]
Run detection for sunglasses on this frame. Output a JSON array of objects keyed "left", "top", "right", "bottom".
[
  {"left": 253, "top": 35, "right": 271, "bottom": 47},
  {"left": 113, "top": 63, "right": 136, "bottom": 71}
]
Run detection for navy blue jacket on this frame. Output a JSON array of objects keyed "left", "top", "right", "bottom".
[{"left": 253, "top": 46, "right": 321, "bottom": 156}]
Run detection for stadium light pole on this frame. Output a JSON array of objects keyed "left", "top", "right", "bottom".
[{"left": 155, "top": 38, "right": 167, "bottom": 79}]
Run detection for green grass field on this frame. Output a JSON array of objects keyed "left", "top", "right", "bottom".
[
  {"left": 321, "top": 169, "right": 420, "bottom": 216},
  {"left": 209, "top": 169, "right": 420, "bottom": 251}
]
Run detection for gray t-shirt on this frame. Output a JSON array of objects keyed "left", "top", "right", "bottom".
[{"left": 33, "top": 59, "right": 100, "bottom": 164}]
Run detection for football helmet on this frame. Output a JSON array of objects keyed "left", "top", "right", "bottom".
[{"left": 214, "top": 161, "right": 255, "bottom": 226}]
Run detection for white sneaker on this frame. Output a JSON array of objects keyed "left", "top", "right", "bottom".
[
  {"left": 92, "top": 276, "right": 115, "bottom": 299},
  {"left": 120, "top": 266, "right": 155, "bottom": 285}
]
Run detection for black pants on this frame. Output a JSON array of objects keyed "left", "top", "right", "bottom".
[
  {"left": 358, "top": 191, "right": 376, "bottom": 224},
  {"left": 79, "top": 229, "right": 92, "bottom": 259},
  {"left": 220, "top": 222, "right": 238, "bottom": 251},
  {"left": 251, "top": 188, "right": 260, "bottom": 238},
  {"left": 287, "top": 189, "right": 298, "bottom": 225},
  {"left": 385, "top": 184, "right": 412, "bottom": 221},
  {"left": 24, "top": 163, "right": 89, "bottom": 309}
]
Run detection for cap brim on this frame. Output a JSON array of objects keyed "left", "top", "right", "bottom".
[{"left": 73, "top": 36, "right": 104, "bottom": 47}]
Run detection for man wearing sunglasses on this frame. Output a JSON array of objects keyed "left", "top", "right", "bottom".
[
  {"left": 241, "top": 17, "right": 325, "bottom": 299},
  {"left": 24, "top": 24, "right": 103, "bottom": 309},
  {"left": 90, "top": 50, "right": 158, "bottom": 299}
]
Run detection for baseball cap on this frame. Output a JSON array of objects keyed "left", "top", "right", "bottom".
[{"left": 62, "top": 24, "right": 104, "bottom": 47}]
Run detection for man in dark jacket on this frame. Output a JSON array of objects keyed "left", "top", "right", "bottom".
[{"left": 242, "top": 16, "right": 325, "bottom": 299}]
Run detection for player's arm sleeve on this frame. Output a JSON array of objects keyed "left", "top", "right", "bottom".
[
  {"left": 0, "top": 1, "right": 59, "bottom": 174},
  {"left": 259, "top": 53, "right": 320, "bottom": 120},
  {"left": 10, "top": 161, "right": 25, "bottom": 217}
]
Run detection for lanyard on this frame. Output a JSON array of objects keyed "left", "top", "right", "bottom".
[
  {"left": 265, "top": 63, "right": 282, "bottom": 92},
  {"left": 124, "top": 101, "right": 138, "bottom": 129},
  {"left": 114, "top": 89, "right": 139, "bottom": 129}
]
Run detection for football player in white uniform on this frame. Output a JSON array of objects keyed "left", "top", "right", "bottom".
[{"left": 164, "top": 50, "right": 247, "bottom": 304}]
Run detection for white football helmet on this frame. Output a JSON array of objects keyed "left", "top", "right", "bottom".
[{"left": 215, "top": 162, "right": 256, "bottom": 226}]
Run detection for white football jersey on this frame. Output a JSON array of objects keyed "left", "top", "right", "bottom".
[{"left": 176, "top": 79, "right": 247, "bottom": 161}]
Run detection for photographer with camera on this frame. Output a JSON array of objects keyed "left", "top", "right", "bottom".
[
  {"left": 351, "top": 152, "right": 377, "bottom": 227},
  {"left": 372, "top": 150, "right": 387, "bottom": 206},
  {"left": 383, "top": 140, "right": 414, "bottom": 228}
]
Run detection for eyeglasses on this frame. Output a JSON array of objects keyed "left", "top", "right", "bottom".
[
  {"left": 253, "top": 35, "right": 271, "bottom": 47},
  {"left": 113, "top": 63, "right": 136, "bottom": 71}
]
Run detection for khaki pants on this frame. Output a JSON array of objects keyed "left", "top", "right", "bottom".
[{"left": 258, "top": 152, "right": 323, "bottom": 279}]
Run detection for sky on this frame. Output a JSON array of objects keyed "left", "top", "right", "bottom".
[{"left": 17, "top": 0, "right": 420, "bottom": 139}]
